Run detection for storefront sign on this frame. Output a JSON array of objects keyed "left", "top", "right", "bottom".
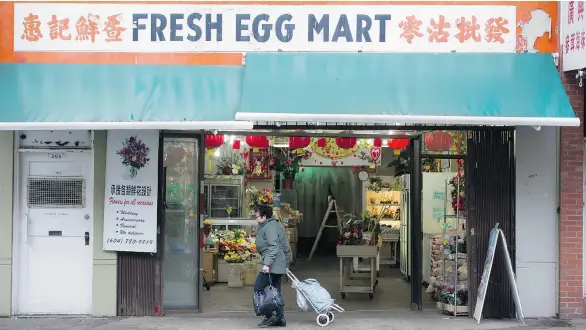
[
  {"left": 14, "top": 4, "right": 516, "bottom": 53},
  {"left": 561, "top": 1, "right": 586, "bottom": 71},
  {"left": 103, "top": 130, "right": 159, "bottom": 253}
]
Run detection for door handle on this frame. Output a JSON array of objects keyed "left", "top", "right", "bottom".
[{"left": 85, "top": 232, "right": 90, "bottom": 245}]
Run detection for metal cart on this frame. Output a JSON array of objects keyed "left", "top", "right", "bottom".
[{"left": 337, "top": 246, "right": 378, "bottom": 299}]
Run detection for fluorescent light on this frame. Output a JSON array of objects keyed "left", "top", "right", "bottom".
[
  {"left": 235, "top": 112, "right": 580, "bottom": 127},
  {"left": 0, "top": 121, "right": 254, "bottom": 131}
]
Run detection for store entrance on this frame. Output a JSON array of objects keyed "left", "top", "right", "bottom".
[{"left": 196, "top": 130, "right": 468, "bottom": 314}]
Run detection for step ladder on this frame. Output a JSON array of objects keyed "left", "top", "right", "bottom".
[{"left": 308, "top": 196, "right": 345, "bottom": 261}]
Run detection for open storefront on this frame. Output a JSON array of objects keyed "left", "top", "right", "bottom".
[{"left": 0, "top": 0, "right": 579, "bottom": 321}]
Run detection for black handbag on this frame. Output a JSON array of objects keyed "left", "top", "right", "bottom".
[{"left": 258, "top": 276, "right": 284, "bottom": 316}]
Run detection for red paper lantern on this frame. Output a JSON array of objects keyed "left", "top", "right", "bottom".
[
  {"left": 204, "top": 134, "right": 224, "bottom": 149},
  {"left": 373, "top": 138, "right": 382, "bottom": 148},
  {"left": 289, "top": 137, "right": 311, "bottom": 149},
  {"left": 232, "top": 139, "right": 241, "bottom": 150},
  {"left": 388, "top": 133, "right": 409, "bottom": 154},
  {"left": 335, "top": 137, "right": 357, "bottom": 149},
  {"left": 424, "top": 131, "right": 454, "bottom": 151},
  {"left": 245, "top": 136, "right": 269, "bottom": 149},
  {"left": 316, "top": 138, "right": 327, "bottom": 148}
]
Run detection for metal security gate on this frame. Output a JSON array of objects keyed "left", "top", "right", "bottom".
[{"left": 466, "top": 129, "right": 516, "bottom": 319}]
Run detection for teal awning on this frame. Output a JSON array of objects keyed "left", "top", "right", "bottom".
[
  {"left": 236, "top": 53, "right": 579, "bottom": 127},
  {"left": 0, "top": 63, "right": 251, "bottom": 130}
]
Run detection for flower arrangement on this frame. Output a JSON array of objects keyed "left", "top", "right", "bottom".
[
  {"left": 217, "top": 154, "right": 244, "bottom": 176},
  {"left": 245, "top": 186, "right": 274, "bottom": 209},
  {"left": 449, "top": 175, "right": 465, "bottom": 213},
  {"left": 216, "top": 229, "right": 256, "bottom": 263},
  {"left": 337, "top": 212, "right": 380, "bottom": 246},
  {"left": 269, "top": 149, "right": 312, "bottom": 178},
  {"left": 203, "top": 219, "right": 212, "bottom": 236},
  {"left": 117, "top": 136, "right": 151, "bottom": 179},
  {"left": 278, "top": 202, "right": 303, "bottom": 224}
]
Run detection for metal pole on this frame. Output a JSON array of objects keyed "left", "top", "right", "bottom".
[{"left": 410, "top": 137, "right": 423, "bottom": 311}]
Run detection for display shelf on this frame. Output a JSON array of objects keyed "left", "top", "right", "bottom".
[{"left": 437, "top": 177, "right": 468, "bottom": 317}]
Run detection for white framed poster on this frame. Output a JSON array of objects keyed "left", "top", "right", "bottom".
[{"left": 103, "top": 130, "right": 159, "bottom": 253}]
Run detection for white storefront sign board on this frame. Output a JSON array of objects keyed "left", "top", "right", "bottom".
[
  {"left": 15, "top": 4, "right": 516, "bottom": 53},
  {"left": 561, "top": 1, "right": 586, "bottom": 71},
  {"left": 103, "top": 130, "right": 159, "bottom": 253}
]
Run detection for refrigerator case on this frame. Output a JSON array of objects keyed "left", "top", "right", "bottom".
[
  {"left": 203, "top": 175, "right": 244, "bottom": 218},
  {"left": 399, "top": 172, "right": 456, "bottom": 282}
]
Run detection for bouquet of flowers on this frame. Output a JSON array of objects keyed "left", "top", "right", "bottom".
[
  {"left": 269, "top": 149, "right": 312, "bottom": 179},
  {"left": 217, "top": 154, "right": 244, "bottom": 176},
  {"left": 203, "top": 219, "right": 212, "bottom": 237},
  {"left": 217, "top": 229, "right": 257, "bottom": 262},
  {"left": 117, "top": 136, "right": 151, "bottom": 179},
  {"left": 449, "top": 175, "right": 465, "bottom": 213},
  {"left": 245, "top": 186, "right": 274, "bottom": 209}
]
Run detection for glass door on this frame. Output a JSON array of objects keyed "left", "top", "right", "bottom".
[{"left": 162, "top": 137, "right": 200, "bottom": 310}]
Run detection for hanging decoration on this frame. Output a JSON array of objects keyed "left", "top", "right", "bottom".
[
  {"left": 204, "top": 134, "right": 224, "bottom": 172},
  {"left": 388, "top": 133, "right": 409, "bottom": 156},
  {"left": 373, "top": 138, "right": 383, "bottom": 148},
  {"left": 316, "top": 138, "right": 327, "bottom": 148},
  {"left": 335, "top": 137, "right": 357, "bottom": 149},
  {"left": 369, "top": 147, "right": 381, "bottom": 163},
  {"left": 288, "top": 136, "right": 311, "bottom": 152},
  {"left": 245, "top": 136, "right": 269, "bottom": 152},
  {"left": 424, "top": 131, "right": 454, "bottom": 152},
  {"left": 232, "top": 139, "right": 241, "bottom": 150}
]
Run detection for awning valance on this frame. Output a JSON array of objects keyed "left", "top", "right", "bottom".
[
  {"left": 236, "top": 53, "right": 579, "bottom": 127},
  {"left": 0, "top": 63, "right": 252, "bottom": 130}
]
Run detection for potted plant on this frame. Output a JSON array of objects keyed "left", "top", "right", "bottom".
[
  {"left": 336, "top": 212, "right": 379, "bottom": 257},
  {"left": 269, "top": 149, "right": 312, "bottom": 189}
]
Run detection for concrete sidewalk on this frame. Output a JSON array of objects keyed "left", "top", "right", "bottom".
[{"left": 0, "top": 311, "right": 578, "bottom": 330}]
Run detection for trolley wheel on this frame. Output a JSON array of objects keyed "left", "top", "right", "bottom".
[
  {"left": 317, "top": 314, "right": 330, "bottom": 327},
  {"left": 375, "top": 280, "right": 379, "bottom": 286},
  {"left": 327, "top": 312, "right": 335, "bottom": 322},
  {"left": 369, "top": 293, "right": 374, "bottom": 299},
  {"left": 341, "top": 293, "right": 346, "bottom": 299},
  {"left": 205, "top": 285, "right": 210, "bottom": 291}
]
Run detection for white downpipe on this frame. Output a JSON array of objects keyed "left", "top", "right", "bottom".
[
  {"left": 0, "top": 121, "right": 254, "bottom": 131},
  {"left": 235, "top": 112, "right": 581, "bottom": 127}
]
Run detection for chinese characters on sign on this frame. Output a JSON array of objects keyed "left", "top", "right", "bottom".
[
  {"left": 22, "top": 13, "right": 125, "bottom": 42},
  {"left": 103, "top": 130, "right": 159, "bottom": 253},
  {"left": 110, "top": 184, "right": 152, "bottom": 197},
  {"left": 14, "top": 4, "right": 516, "bottom": 53},
  {"left": 562, "top": 1, "right": 586, "bottom": 71}
]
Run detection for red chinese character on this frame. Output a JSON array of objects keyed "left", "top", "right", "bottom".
[
  {"left": 571, "top": 33, "right": 576, "bottom": 52},
  {"left": 569, "top": 1, "right": 575, "bottom": 24},
  {"left": 47, "top": 15, "right": 71, "bottom": 40},
  {"left": 21, "top": 13, "right": 43, "bottom": 41},
  {"left": 75, "top": 14, "right": 100, "bottom": 42},
  {"left": 399, "top": 15, "right": 423, "bottom": 44},
  {"left": 582, "top": 31, "right": 586, "bottom": 49},
  {"left": 578, "top": 1, "right": 585, "bottom": 21},
  {"left": 427, "top": 15, "right": 451, "bottom": 43},
  {"left": 455, "top": 16, "right": 481, "bottom": 43},
  {"left": 566, "top": 34, "right": 571, "bottom": 54},
  {"left": 485, "top": 17, "right": 510, "bottom": 44},
  {"left": 103, "top": 14, "right": 126, "bottom": 42},
  {"left": 577, "top": 32, "right": 582, "bottom": 51}
]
